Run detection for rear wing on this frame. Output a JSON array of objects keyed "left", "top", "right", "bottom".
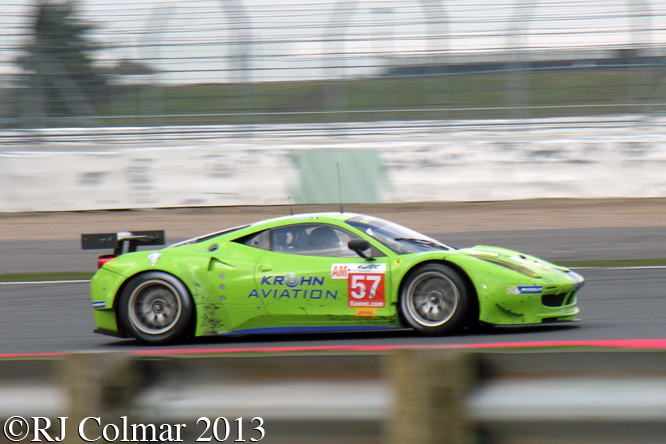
[{"left": 81, "top": 230, "right": 165, "bottom": 256}]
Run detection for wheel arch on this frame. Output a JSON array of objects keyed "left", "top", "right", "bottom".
[
  {"left": 398, "top": 259, "right": 479, "bottom": 327},
  {"left": 113, "top": 269, "right": 197, "bottom": 337}
]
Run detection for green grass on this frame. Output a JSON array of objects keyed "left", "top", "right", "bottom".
[
  {"left": 3, "top": 69, "right": 662, "bottom": 125},
  {"left": 94, "top": 70, "right": 663, "bottom": 125}
]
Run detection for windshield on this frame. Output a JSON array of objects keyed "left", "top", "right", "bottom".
[{"left": 346, "top": 216, "right": 453, "bottom": 255}]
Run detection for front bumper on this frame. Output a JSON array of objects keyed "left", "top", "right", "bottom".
[{"left": 479, "top": 273, "right": 584, "bottom": 326}]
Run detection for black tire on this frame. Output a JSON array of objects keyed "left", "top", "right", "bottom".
[
  {"left": 118, "top": 272, "right": 193, "bottom": 345},
  {"left": 399, "top": 263, "right": 469, "bottom": 336}
]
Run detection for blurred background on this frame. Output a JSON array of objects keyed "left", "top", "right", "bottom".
[
  {"left": 0, "top": 0, "right": 664, "bottom": 127},
  {"left": 2, "top": 0, "right": 666, "bottom": 212}
]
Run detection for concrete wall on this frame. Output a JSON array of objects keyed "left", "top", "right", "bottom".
[{"left": 2, "top": 116, "right": 666, "bottom": 212}]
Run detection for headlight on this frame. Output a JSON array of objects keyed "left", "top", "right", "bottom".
[{"left": 474, "top": 255, "right": 542, "bottom": 279}]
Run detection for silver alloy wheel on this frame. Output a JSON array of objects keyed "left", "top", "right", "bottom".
[
  {"left": 404, "top": 271, "right": 460, "bottom": 327},
  {"left": 128, "top": 279, "right": 183, "bottom": 335}
]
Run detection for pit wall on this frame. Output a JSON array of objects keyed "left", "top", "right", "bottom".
[{"left": 2, "top": 116, "right": 665, "bottom": 212}]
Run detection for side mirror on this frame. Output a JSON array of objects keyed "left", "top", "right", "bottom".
[{"left": 348, "top": 239, "right": 373, "bottom": 260}]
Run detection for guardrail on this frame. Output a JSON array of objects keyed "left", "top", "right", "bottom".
[
  {"left": 2, "top": 348, "right": 666, "bottom": 444},
  {"left": 0, "top": 116, "right": 656, "bottom": 148}
]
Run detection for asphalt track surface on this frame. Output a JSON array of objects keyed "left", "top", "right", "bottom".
[{"left": 2, "top": 226, "right": 666, "bottom": 354}]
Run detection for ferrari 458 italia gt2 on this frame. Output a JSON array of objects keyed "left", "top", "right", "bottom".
[{"left": 82, "top": 213, "right": 584, "bottom": 344}]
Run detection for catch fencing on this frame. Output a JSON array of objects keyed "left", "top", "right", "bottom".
[
  {"left": 1, "top": 0, "right": 666, "bottom": 130},
  {"left": 2, "top": 348, "right": 666, "bottom": 443}
]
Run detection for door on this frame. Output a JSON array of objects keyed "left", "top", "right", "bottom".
[{"left": 251, "top": 223, "right": 391, "bottom": 323}]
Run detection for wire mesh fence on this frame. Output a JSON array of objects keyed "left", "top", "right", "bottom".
[{"left": 1, "top": 0, "right": 665, "bottom": 129}]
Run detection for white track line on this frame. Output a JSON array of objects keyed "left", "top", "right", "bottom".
[
  {"left": 570, "top": 266, "right": 666, "bottom": 270},
  {"left": 0, "top": 280, "right": 90, "bottom": 286}
]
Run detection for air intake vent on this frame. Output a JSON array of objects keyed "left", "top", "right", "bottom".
[{"left": 542, "top": 293, "right": 569, "bottom": 307}]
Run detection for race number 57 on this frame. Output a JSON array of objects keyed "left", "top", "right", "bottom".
[{"left": 348, "top": 274, "right": 385, "bottom": 308}]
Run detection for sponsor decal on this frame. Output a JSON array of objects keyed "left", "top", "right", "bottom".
[
  {"left": 331, "top": 263, "right": 386, "bottom": 279},
  {"left": 92, "top": 300, "right": 106, "bottom": 309},
  {"left": 248, "top": 274, "right": 335, "bottom": 300},
  {"left": 355, "top": 307, "right": 377, "bottom": 317},
  {"left": 348, "top": 273, "right": 385, "bottom": 308},
  {"left": 507, "top": 285, "right": 543, "bottom": 295},
  {"left": 285, "top": 273, "right": 299, "bottom": 288},
  {"left": 147, "top": 251, "right": 161, "bottom": 266},
  {"left": 260, "top": 275, "right": 325, "bottom": 286},
  {"left": 331, "top": 264, "right": 348, "bottom": 280},
  {"left": 331, "top": 263, "right": 387, "bottom": 308}
]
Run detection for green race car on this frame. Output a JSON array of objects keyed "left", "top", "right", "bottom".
[{"left": 82, "top": 213, "right": 584, "bottom": 344}]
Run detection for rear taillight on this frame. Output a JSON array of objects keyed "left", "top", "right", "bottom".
[{"left": 98, "top": 255, "right": 116, "bottom": 269}]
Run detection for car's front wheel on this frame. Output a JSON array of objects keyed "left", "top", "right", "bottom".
[
  {"left": 399, "top": 263, "right": 468, "bottom": 336},
  {"left": 118, "top": 272, "right": 193, "bottom": 345}
]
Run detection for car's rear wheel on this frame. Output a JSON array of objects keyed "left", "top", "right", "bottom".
[
  {"left": 118, "top": 272, "right": 193, "bottom": 345},
  {"left": 399, "top": 263, "right": 468, "bottom": 336}
]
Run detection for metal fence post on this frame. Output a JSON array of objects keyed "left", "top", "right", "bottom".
[
  {"left": 385, "top": 349, "right": 475, "bottom": 444},
  {"left": 60, "top": 352, "right": 136, "bottom": 444}
]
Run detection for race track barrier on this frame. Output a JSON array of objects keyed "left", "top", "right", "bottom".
[
  {"left": 3, "top": 116, "right": 666, "bottom": 212},
  {"left": 1, "top": 348, "right": 666, "bottom": 443}
]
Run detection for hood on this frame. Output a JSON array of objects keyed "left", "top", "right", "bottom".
[{"left": 458, "top": 245, "right": 570, "bottom": 279}]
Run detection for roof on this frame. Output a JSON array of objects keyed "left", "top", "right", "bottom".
[{"left": 247, "top": 212, "right": 362, "bottom": 230}]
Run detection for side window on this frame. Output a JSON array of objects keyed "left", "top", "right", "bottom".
[
  {"left": 244, "top": 230, "right": 270, "bottom": 250},
  {"left": 269, "top": 224, "right": 363, "bottom": 258}
]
